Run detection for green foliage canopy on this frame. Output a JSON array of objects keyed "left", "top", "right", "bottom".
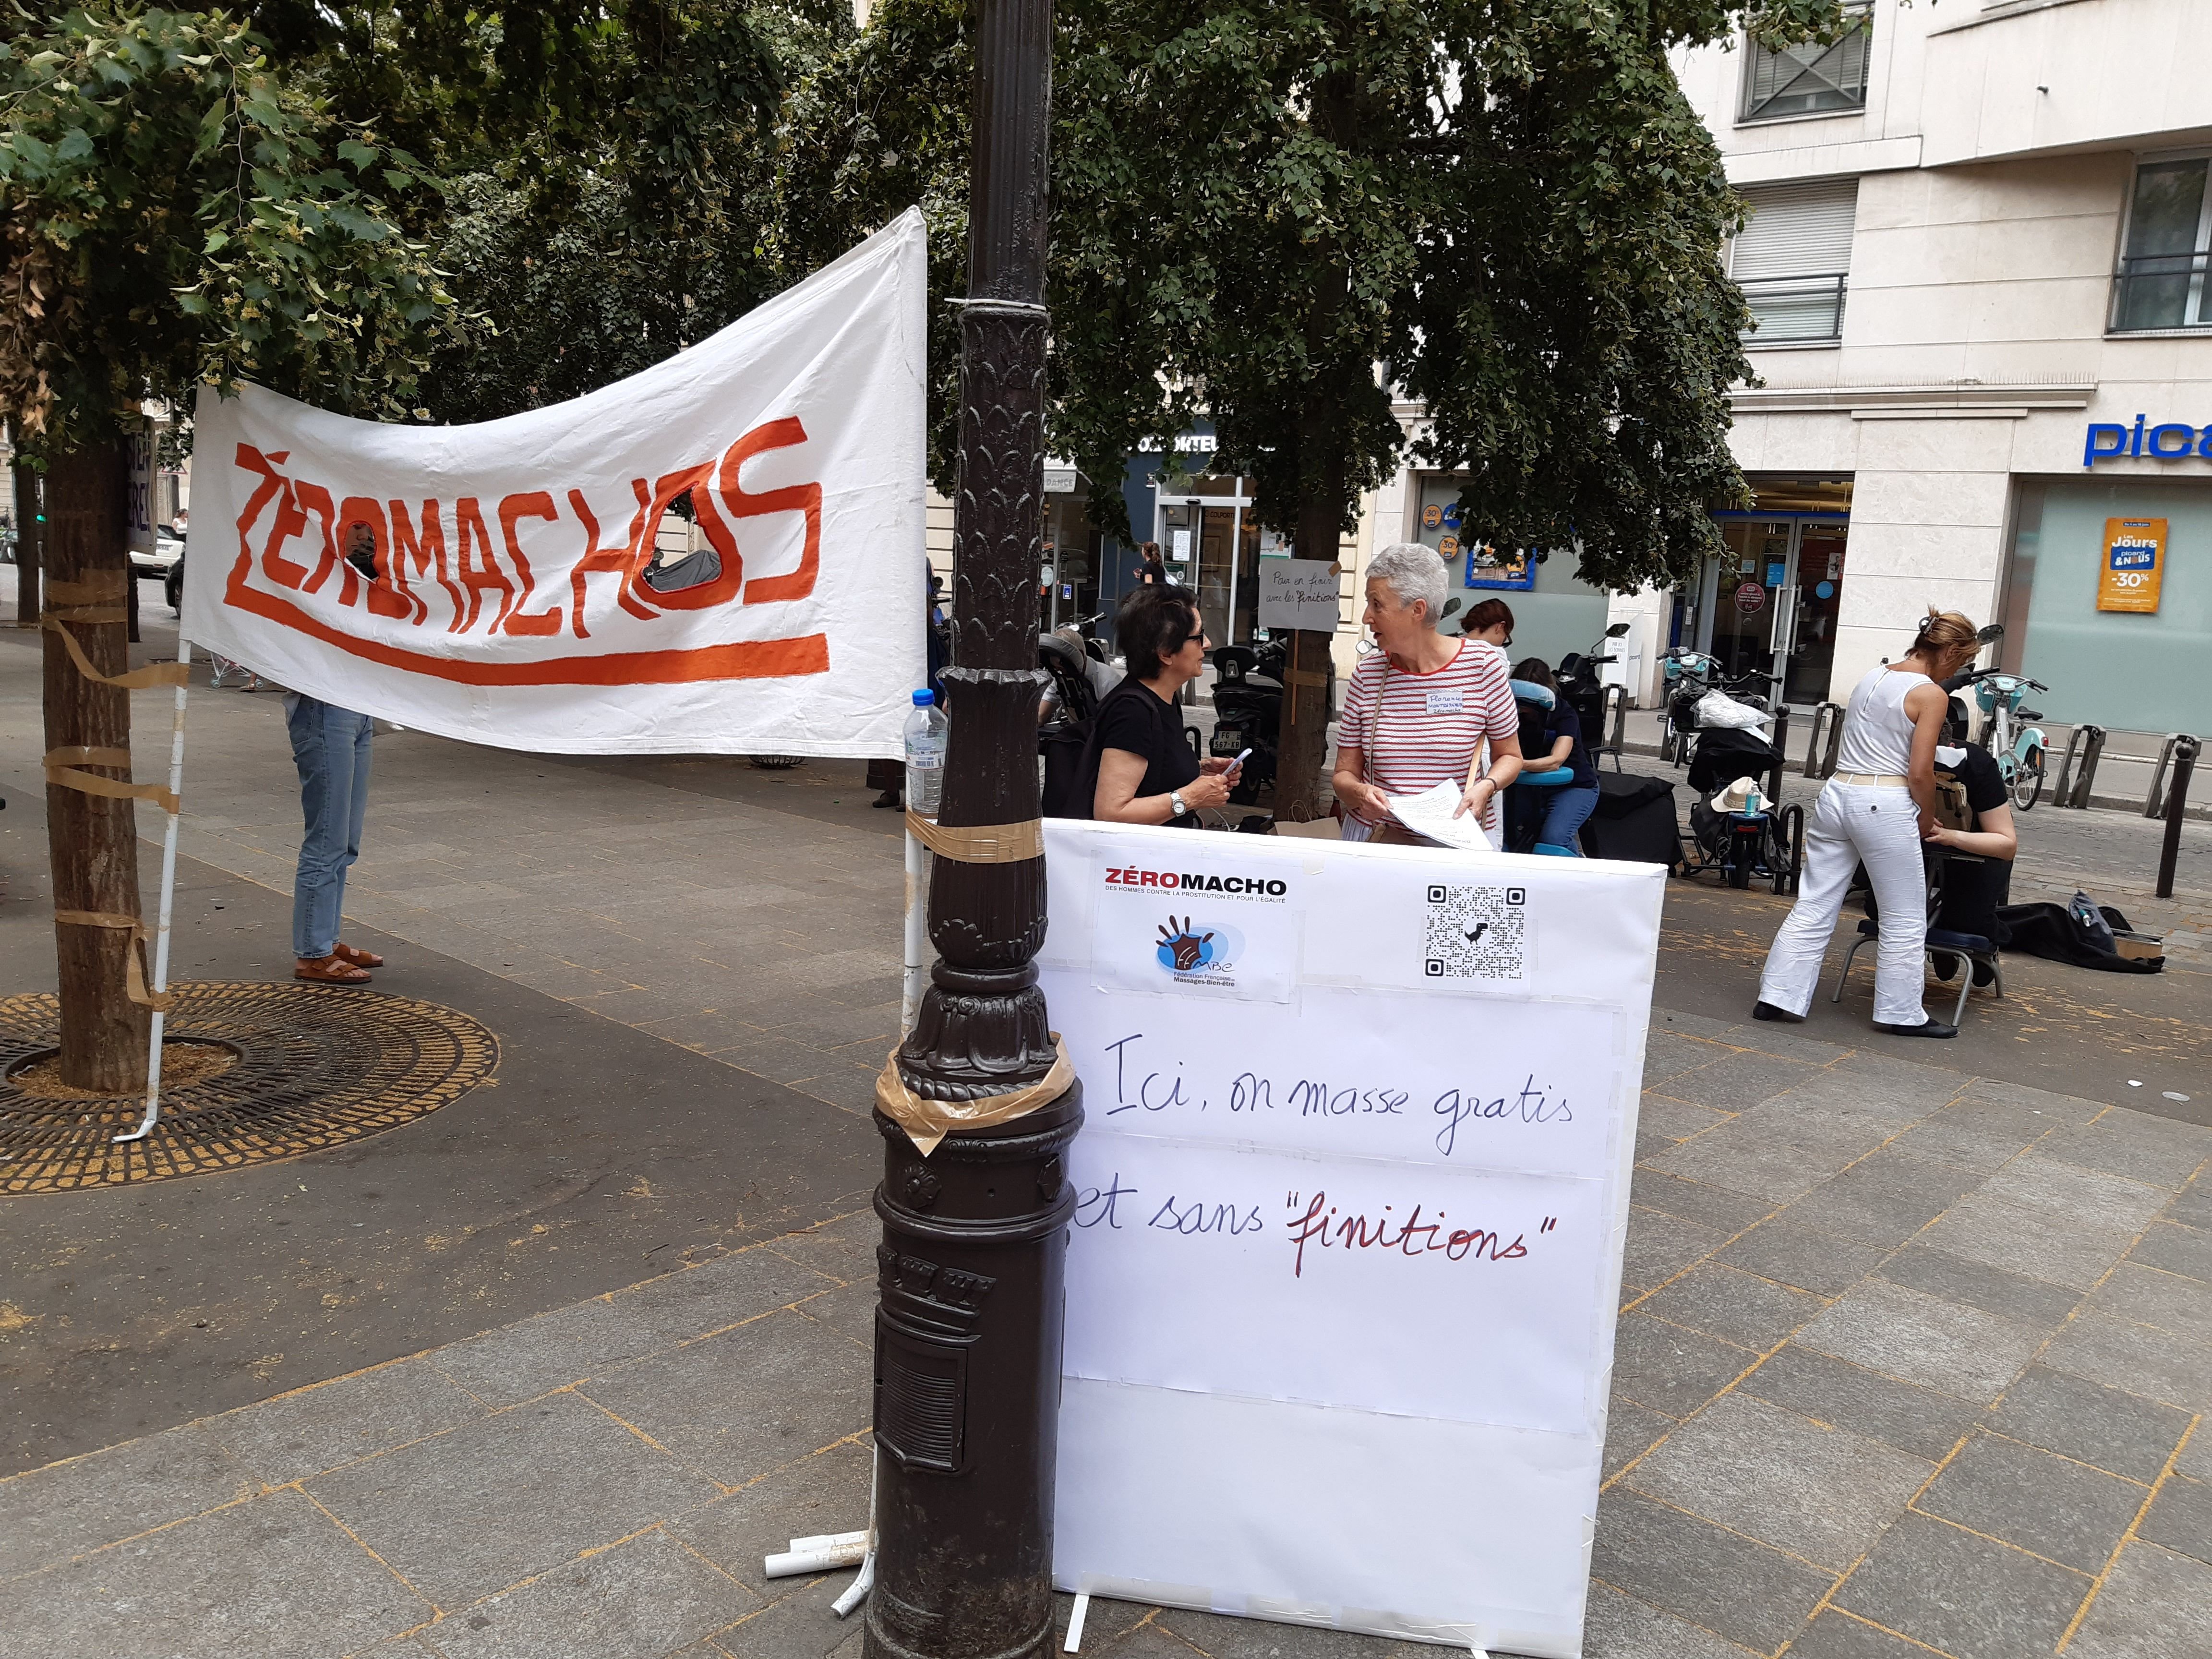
[
  {"left": 785, "top": 0, "right": 1847, "bottom": 595},
  {"left": 0, "top": 6, "right": 456, "bottom": 447}
]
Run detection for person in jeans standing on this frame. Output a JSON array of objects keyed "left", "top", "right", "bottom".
[{"left": 289, "top": 523, "right": 386, "bottom": 985}]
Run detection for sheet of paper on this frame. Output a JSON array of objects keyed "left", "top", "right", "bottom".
[{"left": 1388, "top": 781, "right": 1500, "bottom": 853}]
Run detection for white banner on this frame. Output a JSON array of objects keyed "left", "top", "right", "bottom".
[
  {"left": 182, "top": 211, "right": 928, "bottom": 757},
  {"left": 1040, "top": 822, "right": 1665, "bottom": 1659}
]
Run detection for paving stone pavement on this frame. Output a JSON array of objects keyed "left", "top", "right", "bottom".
[{"left": 3, "top": 617, "right": 2211, "bottom": 1658}]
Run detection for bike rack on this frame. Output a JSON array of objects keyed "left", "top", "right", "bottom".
[
  {"left": 1803, "top": 702, "right": 1844, "bottom": 779},
  {"left": 1777, "top": 802, "right": 1806, "bottom": 897},
  {"left": 2052, "top": 725, "right": 2106, "bottom": 810},
  {"left": 1601, "top": 684, "right": 1629, "bottom": 769},
  {"left": 2145, "top": 733, "right": 2198, "bottom": 818}
]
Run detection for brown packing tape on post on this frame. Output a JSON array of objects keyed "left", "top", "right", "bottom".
[
  {"left": 52, "top": 910, "right": 173, "bottom": 1012},
  {"left": 43, "top": 747, "right": 180, "bottom": 816},
  {"left": 876, "top": 1034, "right": 1074, "bottom": 1155},
  {"left": 904, "top": 810, "right": 1044, "bottom": 864},
  {"left": 42, "top": 614, "right": 191, "bottom": 690},
  {"left": 45, "top": 574, "right": 126, "bottom": 604}
]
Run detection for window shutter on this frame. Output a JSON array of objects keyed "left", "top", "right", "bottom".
[{"left": 1731, "top": 180, "right": 1860, "bottom": 280}]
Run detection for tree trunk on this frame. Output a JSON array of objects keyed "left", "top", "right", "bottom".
[
  {"left": 42, "top": 436, "right": 149, "bottom": 1091},
  {"left": 1270, "top": 65, "right": 1357, "bottom": 824},
  {"left": 12, "top": 460, "right": 39, "bottom": 627}
]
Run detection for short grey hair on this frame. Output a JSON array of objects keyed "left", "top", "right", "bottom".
[{"left": 1366, "top": 542, "right": 1450, "bottom": 623}]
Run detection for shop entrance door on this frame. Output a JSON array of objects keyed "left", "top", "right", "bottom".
[
  {"left": 1703, "top": 512, "right": 1849, "bottom": 705},
  {"left": 1155, "top": 483, "right": 1257, "bottom": 643}
]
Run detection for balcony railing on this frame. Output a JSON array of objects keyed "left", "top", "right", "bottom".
[
  {"left": 1739, "top": 273, "right": 1848, "bottom": 344},
  {"left": 2111, "top": 251, "right": 2212, "bottom": 333}
]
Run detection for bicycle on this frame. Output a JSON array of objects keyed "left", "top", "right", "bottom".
[{"left": 1948, "top": 667, "right": 2051, "bottom": 811}]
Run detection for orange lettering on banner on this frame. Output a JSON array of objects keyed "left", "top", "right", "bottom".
[
  {"left": 389, "top": 500, "right": 463, "bottom": 628},
  {"left": 337, "top": 497, "right": 413, "bottom": 621},
  {"left": 566, "top": 485, "right": 656, "bottom": 637},
  {"left": 499, "top": 492, "right": 565, "bottom": 636},
  {"left": 453, "top": 497, "right": 516, "bottom": 634},
  {"left": 234, "top": 445, "right": 296, "bottom": 590},
  {"left": 221, "top": 421, "right": 833, "bottom": 686},
  {"left": 720, "top": 417, "right": 822, "bottom": 606},
  {"left": 295, "top": 482, "right": 354, "bottom": 606},
  {"left": 633, "top": 464, "right": 746, "bottom": 612}
]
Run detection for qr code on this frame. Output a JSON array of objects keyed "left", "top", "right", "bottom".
[{"left": 1423, "top": 884, "right": 1527, "bottom": 980}]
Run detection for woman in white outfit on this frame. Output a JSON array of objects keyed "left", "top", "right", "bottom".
[{"left": 1754, "top": 610, "right": 1982, "bottom": 1038}]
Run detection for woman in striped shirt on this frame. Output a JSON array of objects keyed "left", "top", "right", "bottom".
[{"left": 1333, "top": 542, "right": 1525, "bottom": 843}]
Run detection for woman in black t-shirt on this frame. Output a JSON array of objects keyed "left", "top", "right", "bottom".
[
  {"left": 1922, "top": 742, "right": 2017, "bottom": 982},
  {"left": 1082, "top": 585, "right": 1241, "bottom": 826}
]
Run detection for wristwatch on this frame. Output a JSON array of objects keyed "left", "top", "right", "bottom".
[{"left": 1169, "top": 789, "right": 1190, "bottom": 817}]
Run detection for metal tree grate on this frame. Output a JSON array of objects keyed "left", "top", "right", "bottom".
[{"left": 0, "top": 983, "right": 498, "bottom": 1194}]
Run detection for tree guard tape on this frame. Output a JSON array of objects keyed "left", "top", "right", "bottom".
[
  {"left": 50, "top": 911, "right": 172, "bottom": 1011},
  {"left": 903, "top": 811, "right": 1045, "bottom": 863},
  {"left": 875, "top": 1034, "right": 1073, "bottom": 1155},
  {"left": 42, "top": 747, "right": 180, "bottom": 816}
]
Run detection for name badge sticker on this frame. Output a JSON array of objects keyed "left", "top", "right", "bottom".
[{"left": 1426, "top": 689, "right": 1464, "bottom": 715}]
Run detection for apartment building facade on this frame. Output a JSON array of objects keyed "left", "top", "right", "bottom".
[{"left": 1598, "top": 0, "right": 2212, "bottom": 734}]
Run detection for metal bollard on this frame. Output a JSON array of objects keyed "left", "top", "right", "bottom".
[
  {"left": 1767, "top": 705, "right": 1791, "bottom": 802},
  {"left": 1602, "top": 683, "right": 1628, "bottom": 759},
  {"left": 2053, "top": 724, "right": 2106, "bottom": 810},
  {"left": 2144, "top": 734, "right": 2191, "bottom": 819},
  {"left": 1804, "top": 702, "right": 1844, "bottom": 779},
  {"left": 2156, "top": 735, "right": 2199, "bottom": 899}
]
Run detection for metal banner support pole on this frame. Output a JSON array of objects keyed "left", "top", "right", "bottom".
[{"left": 116, "top": 637, "right": 190, "bottom": 1144}]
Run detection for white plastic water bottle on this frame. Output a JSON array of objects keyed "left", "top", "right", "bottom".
[{"left": 902, "top": 689, "right": 948, "bottom": 815}]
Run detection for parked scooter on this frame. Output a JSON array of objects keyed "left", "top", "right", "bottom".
[
  {"left": 1555, "top": 621, "right": 1631, "bottom": 767},
  {"left": 1210, "top": 644, "right": 1283, "bottom": 804}
]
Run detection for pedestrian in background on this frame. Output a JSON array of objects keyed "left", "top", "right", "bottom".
[
  {"left": 1753, "top": 609, "right": 1982, "bottom": 1036},
  {"left": 1462, "top": 596, "right": 1513, "bottom": 649},
  {"left": 288, "top": 522, "right": 385, "bottom": 985},
  {"left": 1134, "top": 542, "right": 1166, "bottom": 587}
]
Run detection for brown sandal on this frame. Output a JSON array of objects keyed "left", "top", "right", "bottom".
[
  {"left": 332, "top": 942, "right": 385, "bottom": 969},
  {"left": 295, "top": 955, "right": 373, "bottom": 985}
]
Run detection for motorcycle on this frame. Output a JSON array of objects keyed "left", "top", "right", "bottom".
[
  {"left": 1680, "top": 723, "right": 1801, "bottom": 892},
  {"left": 1209, "top": 643, "right": 1283, "bottom": 805},
  {"left": 1554, "top": 621, "right": 1630, "bottom": 768}
]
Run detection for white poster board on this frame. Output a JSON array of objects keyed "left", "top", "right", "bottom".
[
  {"left": 1257, "top": 559, "right": 1342, "bottom": 631},
  {"left": 1039, "top": 822, "right": 1664, "bottom": 1659}
]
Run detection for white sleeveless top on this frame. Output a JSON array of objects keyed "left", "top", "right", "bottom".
[{"left": 1833, "top": 665, "right": 1928, "bottom": 777}]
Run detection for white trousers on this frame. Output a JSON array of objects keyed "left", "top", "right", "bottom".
[{"left": 1757, "top": 781, "right": 1932, "bottom": 1027}]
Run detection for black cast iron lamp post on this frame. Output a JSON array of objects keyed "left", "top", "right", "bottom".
[{"left": 865, "top": 1, "right": 1081, "bottom": 1658}]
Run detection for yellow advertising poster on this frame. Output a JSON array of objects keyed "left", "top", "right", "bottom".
[{"left": 2099, "top": 517, "right": 2166, "bottom": 613}]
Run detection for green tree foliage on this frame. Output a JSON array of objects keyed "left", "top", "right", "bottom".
[
  {"left": 422, "top": 1, "right": 853, "bottom": 422},
  {"left": 784, "top": 0, "right": 1845, "bottom": 598},
  {"left": 0, "top": 7, "right": 455, "bottom": 447}
]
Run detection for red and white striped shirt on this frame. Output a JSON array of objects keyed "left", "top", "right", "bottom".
[{"left": 1338, "top": 639, "right": 1518, "bottom": 830}]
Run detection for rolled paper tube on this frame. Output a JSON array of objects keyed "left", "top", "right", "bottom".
[{"left": 763, "top": 1540, "right": 869, "bottom": 1578}]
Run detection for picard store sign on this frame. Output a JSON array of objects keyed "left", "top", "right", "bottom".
[{"left": 2084, "top": 417, "right": 2212, "bottom": 465}]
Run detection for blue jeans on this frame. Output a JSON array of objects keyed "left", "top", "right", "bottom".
[
  {"left": 1536, "top": 783, "right": 1599, "bottom": 851},
  {"left": 286, "top": 696, "right": 374, "bottom": 959}
]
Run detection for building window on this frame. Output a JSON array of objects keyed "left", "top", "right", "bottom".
[
  {"left": 2112, "top": 156, "right": 2212, "bottom": 332},
  {"left": 1740, "top": 2, "right": 1873, "bottom": 123},
  {"left": 1731, "top": 179, "right": 1857, "bottom": 345}
]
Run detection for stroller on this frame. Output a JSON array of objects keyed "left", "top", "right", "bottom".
[{"left": 1681, "top": 724, "right": 1802, "bottom": 892}]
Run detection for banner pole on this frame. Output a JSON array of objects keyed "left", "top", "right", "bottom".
[
  {"left": 901, "top": 827, "right": 927, "bottom": 1032},
  {"left": 116, "top": 636, "right": 190, "bottom": 1145}
]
